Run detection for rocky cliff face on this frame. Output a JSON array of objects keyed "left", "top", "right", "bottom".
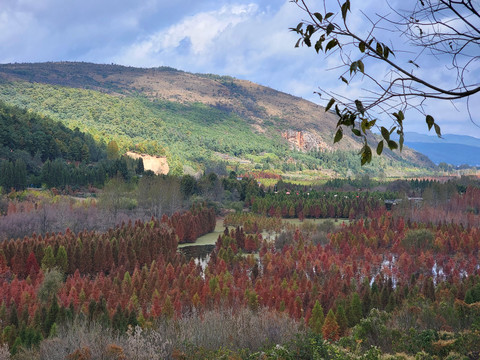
[{"left": 281, "top": 130, "right": 331, "bottom": 152}]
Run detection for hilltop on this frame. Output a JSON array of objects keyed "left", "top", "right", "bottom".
[{"left": 0, "top": 62, "right": 434, "bottom": 177}]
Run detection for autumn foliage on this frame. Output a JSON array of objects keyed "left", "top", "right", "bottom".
[{"left": 2, "top": 188, "right": 480, "bottom": 356}]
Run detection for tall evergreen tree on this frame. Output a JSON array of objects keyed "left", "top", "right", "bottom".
[
  {"left": 335, "top": 304, "right": 348, "bottom": 336},
  {"left": 308, "top": 300, "right": 324, "bottom": 334},
  {"left": 41, "top": 246, "right": 56, "bottom": 272},
  {"left": 55, "top": 246, "right": 68, "bottom": 274},
  {"left": 347, "top": 293, "right": 363, "bottom": 327}
]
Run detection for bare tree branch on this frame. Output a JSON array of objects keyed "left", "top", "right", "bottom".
[{"left": 290, "top": 0, "right": 480, "bottom": 163}]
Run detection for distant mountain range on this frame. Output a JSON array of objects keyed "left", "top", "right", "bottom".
[{"left": 404, "top": 132, "right": 480, "bottom": 166}]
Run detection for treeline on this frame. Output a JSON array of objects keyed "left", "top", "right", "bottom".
[
  {"left": 251, "top": 191, "right": 385, "bottom": 219},
  {"left": 0, "top": 205, "right": 214, "bottom": 278},
  {"left": 224, "top": 213, "right": 284, "bottom": 234},
  {"left": 0, "top": 156, "right": 142, "bottom": 192},
  {"left": 39, "top": 156, "right": 144, "bottom": 189},
  {"left": 397, "top": 185, "right": 480, "bottom": 227}
]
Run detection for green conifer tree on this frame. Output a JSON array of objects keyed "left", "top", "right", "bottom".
[
  {"left": 308, "top": 300, "right": 325, "bottom": 334},
  {"left": 41, "top": 246, "right": 56, "bottom": 271},
  {"left": 55, "top": 246, "right": 68, "bottom": 274},
  {"left": 347, "top": 293, "right": 363, "bottom": 327},
  {"left": 335, "top": 304, "right": 348, "bottom": 336}
]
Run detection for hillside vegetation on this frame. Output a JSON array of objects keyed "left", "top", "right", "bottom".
[
  {"left": 0, "top": 62, "right": 434, "bottom": 177},
  {"left": 0, "top": 101, "right": 145, "bottom": 191}
]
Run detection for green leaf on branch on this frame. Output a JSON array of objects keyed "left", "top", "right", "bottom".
[
  {"left": 313, "top": 12, "right": 323, "bottom": 22},
  {"left": 361, "top": 118, "right": 368, "bottom": 133},
  {"left": 350, "top": 61, "right": 358, "bottom": 75},
  {"left": 325, "top": 39, "right": 338, "bottom": 52},
  {"left": 380, "top": 126, "right": 390, "bottom": 140},
  {"left": 341, "top": 0, "right": 350, "bottom": 20},
  {"left": 384, "top": 46, "right": 390, "bottom": 59},
  {"left": 314, "top": 35, "right": 325, "bottom": 53},
  {"left": 346, "top": 114, "right": 356, "bottom": 126},
  {"left": 359, "top": 41, "right": 366, "bottom": 53},
  {"left": 325, "top": 98, "right": 335, "bottom": 112},
  {"left": 426, "top": 115, "right": 434, "bottom": 130},
  {"left": 352, "top": 129, "right": 361, "bottom": 136},
  {"left": 335, "top": 105, "right": 341, "bottom": 116},
  {"left": 340, "top": 76, "right": 349, "bottom": 84},
  {"left": 399, "top": 133, "right": 404, "bottom": 151},
  {"left": 376, "top": 141, "right": 384, "bottom": 155},
  {"left": 367, "top": 119, "right": 377, "bottom": 129},
  {"left": 434, "top": 123, "right": 442, "bottom": 137},
  {"left": 393, "top": 110, "right": 404, "bottom": 122},
  {"left": 361, "top": 145, "right": 372, "bottom": 165},
  {"left": 334, "top": 127, "right": 343, "bottom": 143},
  {"left": 355, "top": 100, "right": 365, "bottom": 115},
  {"left": 326, "top": 23, "right": 335, "bottom": 36},
  {"left": 357, "top": 60, "right": 365, "bottom": 73},
  {"left": 325, "top": 12, "right": 334, "bottom": 19},
  {"left": 387, "top": 140, "right": 398, "bottom": 150}
]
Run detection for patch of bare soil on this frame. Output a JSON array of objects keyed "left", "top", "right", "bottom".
[{"left": 126, "top": 151, "right": 169, "bottom": 175}]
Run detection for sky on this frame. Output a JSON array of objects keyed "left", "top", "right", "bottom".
[{"left": 1, "top": 0, "right": 479, "bottom": 138}]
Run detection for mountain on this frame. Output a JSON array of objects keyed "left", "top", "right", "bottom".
[
  {"left": 0, "top": 62, "right": 434, "bottom": 176},
  {"left": 404, "top": 132, "right": 480, "bottom": 166}
]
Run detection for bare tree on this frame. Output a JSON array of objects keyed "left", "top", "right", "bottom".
[
  {"left": 290, "top": 0, "right": 480, "bottom": 163},
  {"left": 137, "top": 175, "right": 183, "bottom": 217},
  {"left": 99, "top": 176, "right": 134, "bottom": 223}
]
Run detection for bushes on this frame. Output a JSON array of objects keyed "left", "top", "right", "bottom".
[
  {"left": 175, "top": 307, "right": 300, "bottom": 356},
  {"left": 34, "top": 308, "right": 300, "bottom": 360},
  {"left": 401, "top": 229, "right": 434, "bottom": 251}
]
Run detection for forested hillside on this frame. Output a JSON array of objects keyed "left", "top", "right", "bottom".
[
  {"left": 0, "top": 62, "right": 434, "bottom": 177},
  {"left": 0, "top": 101, "right": 104, "bottom": 163},
  {"left": 0, "top": 101, "right": 143, "bottom": 191}
]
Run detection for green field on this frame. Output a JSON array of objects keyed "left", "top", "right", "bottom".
[{"left": 177, "top": 219, "right": 225, "bottom": 248}]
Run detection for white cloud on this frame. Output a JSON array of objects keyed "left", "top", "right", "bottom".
[
  {"left": 115, "top": 4, "right": 260, "bottom": 67},
  {"left": 0, "top": 0, "right": 478, "bottom": 138}
]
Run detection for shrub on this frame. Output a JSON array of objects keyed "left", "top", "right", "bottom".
[{"left": 173, "top": 307, "right": 301, "bottom": 355}]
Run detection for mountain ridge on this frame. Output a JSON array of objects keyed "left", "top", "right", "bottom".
[{"left": 0, "top": 62, "right": 434, "bottom": 176}]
